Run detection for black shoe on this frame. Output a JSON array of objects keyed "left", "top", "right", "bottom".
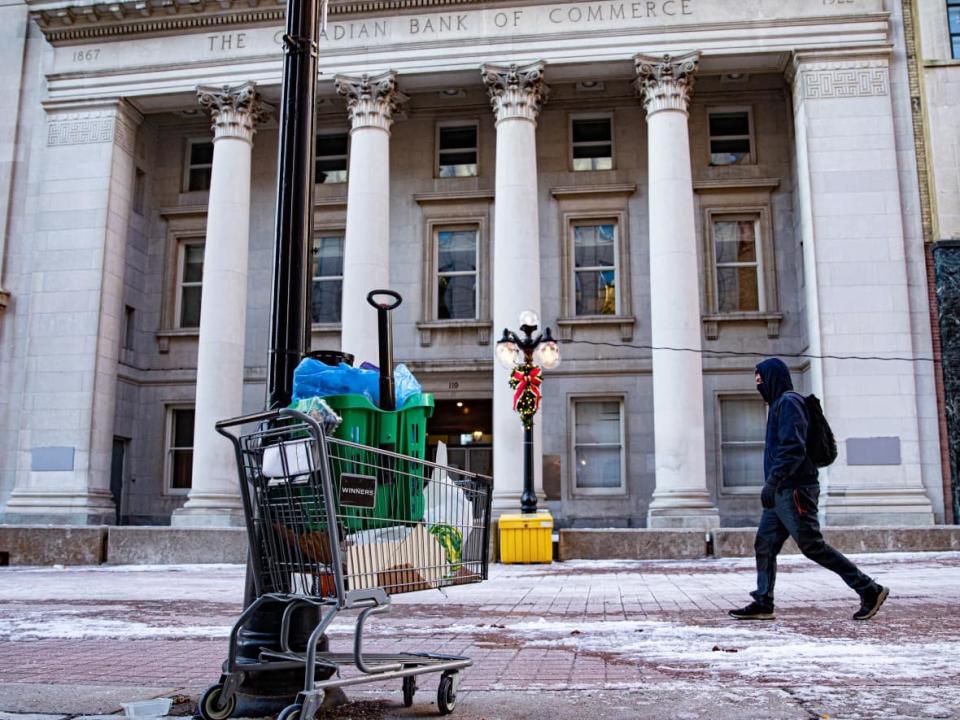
[
  {"left": 853, "top": 585, "right": 889, "bottom": 621},
  {"left": 729, "top": 601, "right": 775, "bottom": 620}
]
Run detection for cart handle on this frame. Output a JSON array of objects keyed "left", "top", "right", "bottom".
[
  {"left": 366, "top": 289, "right": 402, "bottom": 311},
  {"left": 214, "top": 407, "right": 293, "bottom": 434}
]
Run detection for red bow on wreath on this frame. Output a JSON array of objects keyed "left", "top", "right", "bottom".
[{"left": 510, "top": 365, "right": 542, "bottom": 414}]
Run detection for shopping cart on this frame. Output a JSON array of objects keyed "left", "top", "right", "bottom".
[{"left": 198, "top": 407, "right": 492, "bottom": 720}]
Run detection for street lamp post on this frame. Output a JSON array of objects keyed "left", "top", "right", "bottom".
[{"left": 496, "top": 310, "right": 561, "bottom": 514}]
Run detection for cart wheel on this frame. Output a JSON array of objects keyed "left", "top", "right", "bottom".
[
  {"left": 277, "top": 703, "right": 302, "bottom": 720},
  {"left": 198, "top": 685, "right": 236, "bottom": 720},
  {"left": 402, "top": 676, "right": 417, "bottom": 707},
  {"left": 437, "top": 673, "right": 457, "bottom": 715}
]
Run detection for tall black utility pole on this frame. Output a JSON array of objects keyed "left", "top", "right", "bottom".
[{"left": 238, "top": 0, "right": 324, "bottom": 707}]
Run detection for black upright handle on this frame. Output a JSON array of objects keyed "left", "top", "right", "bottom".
[{"left": 366, "top": 290, "right": 402, "bottom": 411}]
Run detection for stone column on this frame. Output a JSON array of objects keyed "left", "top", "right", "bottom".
[
  {"left": 172, "top": 82, "right": 268, "bottom": 527},
  {"left": 790, "top": 50, "right": 934, "bottom": 525},
  {"left": 3, "top": 99, "right": 141, "bottom": 524},
  {"left": 335, "top": 71, "right": 407, "bottom": 367},
  {"left": 482, "top": 62, "right": 548, "bottom": 512},
  {"left": 634, "top": 52, "right": 719, "bottom": 529}
]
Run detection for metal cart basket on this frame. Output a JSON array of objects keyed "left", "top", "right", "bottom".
[{"left": 199, "top": 407, "right": 492, "bottom": 719}]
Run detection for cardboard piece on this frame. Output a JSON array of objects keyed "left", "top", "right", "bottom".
[{"left": 346, "top": 524, "right": 445, "bottom": 594}]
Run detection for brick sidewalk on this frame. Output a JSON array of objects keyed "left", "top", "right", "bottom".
[{"left": 1, "top": 553, "right": 959, "bottom": 719}]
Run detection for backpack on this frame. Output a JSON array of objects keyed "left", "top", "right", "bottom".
[{"left": 788, "top": 392, "right": 838, "bottom": 467}]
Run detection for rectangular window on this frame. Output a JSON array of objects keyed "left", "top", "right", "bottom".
[
  {"left": 184, "top": 140, "right": 213, "bottom": 192},
  {"left": 167, "top": 407, "right": 195, "bottom": 492},
  {"left": 573, "top": 222, "right": 618, "bottom": 316},
  {"left": 177, "top": 240, "right": 204, "bottom": 328},
  {"left": 437, "top": 123, "right": 478, "bottom": 177},
  {"left": 708, "top": 109, "right": 753, "bottom": 166},
  {"left": 720, "top": 397, "right": 767, "bottom": 488},
  {"left": 573, "top": 399, "right": 625, "bottom": 493},
  {"left": 312, "top": 233, "right": 344, "bottom": 324},
  {"left": 950, "top": 0, "right": 960, "bottom": 58},
  {"left": 436, "top": 227, "right": 478, "bottom": 320},
  {"left": 122, "top": 305, "right": 135, "bottom": 351},
  {"left": 713, "top": 216, "right": 763, "bottom": 313},
  {"left": 316, "top": 131, "right": 348, "bottom": 184},
  {"left": 571, "top": 116, "right": 613, "bottom": 171},
  {"left": 133, "top": 168, "right": 146, "bottom": 215}
]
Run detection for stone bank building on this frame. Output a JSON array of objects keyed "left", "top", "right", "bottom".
[{"left": 0, "top": 0, "right": 956, "bottom": 529}]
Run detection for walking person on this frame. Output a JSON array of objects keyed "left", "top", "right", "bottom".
[{"left": 729, "top": 358, "right": 889, "bottom": 621}]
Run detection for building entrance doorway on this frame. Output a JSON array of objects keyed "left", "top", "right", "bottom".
[{"left": 427, "top": 399, "right": 492, "bottom": 477}]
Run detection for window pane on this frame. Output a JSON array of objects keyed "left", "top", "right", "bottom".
[
  {"left": 954, "top": 35, "right": 960, "bottom": 59},
  {"left": 188, "top": 168, "right": 211, "bottom": 192},
  {"left": 575, "top": 401, "right": 621, "bottom": 444},
  {"left": 722, "top": 446, "right": 765, "bottom": 487},
  {"left": 949, "top": 7, "right": 960, "bottom": 33},
  {"left": 313, "top": 235, "right": 343, "bottom": 278},
  {"left": 438, "top": 163, "right": 478, "bottom": 178},
  {"left": 173, "top": 409, "right": 195, "bottom": 447},
  {"left": 715, "top": 221, "right": 757, "bottom": 264},
  {"left": 710, "top": 138, "right": 752, "bottom": 166},
  {"left": 717, "top": 266, "right": 760, "bottom": 313},
  {"left": 438, "top": 274, "right": 476, "bottom": 319},
  {"left": 438, "top": 230, "right": 477, "bottom": 272},
  {"left": 316, "top": 166, "right": 347, "bottom": 184},
  {"left": 576, "top": 447, "right": 622, "bottom": 488},
  {"left": 439, "top": 126, "right": 477, "bottom": 151},
  {"left": 573, "top": 157, "right": 613, "bottom": 172},
  {"left": 316, "top": 134, "right": 348, "bottom": 157},
  {"left": 575, "top": 270, "right": 616, "bottom": 316},
  {"left": 721, "top": 399, "right": 767, "bottom": 442},
  {"left": 312, "top": 279, "right": 342, "bottom": 323},
  {"left": 572, "top": 119, "right": 612, "bottom": 144},
  {"left": 573, "top": 144, "right": 613, "bottom": 160},
  {"left": 182, "top": 244, "right": 204, "bottom": 283},
  {"left": 439, "top": 150, "right": 478, "bottom": 166},
  {"left": 171, "top": 449, "right": 193, "bottom": 489},
  {"left": 180, "top": 286, "right": 202, "bottom": 327},
  {"left": 709, "top": 112, "right": 750, "bottom": 137},
  {"left": 190, "top": 142, "right": 214, "bottom": 165},
  {"left": 574, "top": 224, "right": 615, "bottom": 268}
]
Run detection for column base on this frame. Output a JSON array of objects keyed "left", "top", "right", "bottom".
[
  {"left": 171, "top": 492, "right": 246, "bottom": 528},
  {"left": 1, "top": 488, "right": 115, "bottom": 526},
  {"left": 647, "top": 490, "right": 720, "bottom": 529},
  {"left": 821, "top": 486, "right": 935, "bottom": 527},
  {"left": 492, "top": 490, "right": 547, "bottom": 517}
]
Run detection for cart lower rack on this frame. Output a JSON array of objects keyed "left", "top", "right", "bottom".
[{"left": 201, "top": 408, "right": 492, "bottom": 719}]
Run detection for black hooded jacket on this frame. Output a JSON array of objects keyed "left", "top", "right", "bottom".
[{"left": 756, "top": 358, "right": 818, "bottom": 491}]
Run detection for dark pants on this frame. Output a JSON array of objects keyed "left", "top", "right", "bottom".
[{"left": 751, "top": 484, "right": 877, "bottom": 609}]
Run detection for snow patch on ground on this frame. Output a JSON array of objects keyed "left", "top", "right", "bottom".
[{"left": 0, "top": 610, "right": 231, "bottom": 641}]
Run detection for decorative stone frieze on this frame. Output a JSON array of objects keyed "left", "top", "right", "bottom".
[
  {"left": 633, "top": 51, "right": 700, "bottom": 116},
  {"left": 196, "top": 81, "right": 270, "bottom": 142},
  {"left": 334, "top": 71, "right": 407, "bottom": 132},
  {"left": 46, "top": 102, "right": 140, "bottom": 154},
  {"left": 481, "top": 61, "right": 548, "bottom": 124},
  {"left": 793, "top": 58, "right": 890, "bottom": 100}
]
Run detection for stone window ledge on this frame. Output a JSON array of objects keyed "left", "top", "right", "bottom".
[
  {"left": 155, "top": 328, "right": 199, "bottom": 353},
  {"left": 703, "top": 312, "right": 783, "bottom": 340},
  {"left": 416, "top": 319, "right": 492, "bottom": 347},
  {"left": 310, "top": 322, "right": 342, "bottom": 334},
  {"left": 556, "top": 315, "right": 636, "bottom": 342}
]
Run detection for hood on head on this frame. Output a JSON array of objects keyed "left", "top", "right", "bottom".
[{"left": 755, "top": 358, "right": 793, "bottom": 405}]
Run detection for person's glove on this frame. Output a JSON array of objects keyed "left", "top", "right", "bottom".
[{"left": 761, "top": 483, "right": 776, "bottom": 510}]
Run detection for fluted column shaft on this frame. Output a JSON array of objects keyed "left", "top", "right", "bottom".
[
  {"left": 483, "top": 62, "right": 548, "bottom": 512},
  {"left": 635, "top": 53, "right": 719, "bottom": 529},
  {"left": 336, "top": 71, "right": 406, "bottom": 367},
  {"left": 174, "top": 82, "right": 267, "bottom": 527}
]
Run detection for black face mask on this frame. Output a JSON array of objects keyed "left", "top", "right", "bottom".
[{"left": 757, "top": 378, "right": 772, "bottom": 405}]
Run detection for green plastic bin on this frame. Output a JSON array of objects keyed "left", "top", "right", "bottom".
[{"left": 323, "top": 392, "right": 434, "bottom": 530}]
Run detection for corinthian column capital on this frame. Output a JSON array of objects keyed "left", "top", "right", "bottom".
[
  {"left": 482, "top": 61, "right": 549, "bottom": 125},
  {"left": 196, "top": 81, "right": 271, "bottom": 143},
  {"left": 634, "top": 52, "right": 701, "bottom": 116},
  {"left": 334, "top": 71, "right": 408, "bottom": 132}
]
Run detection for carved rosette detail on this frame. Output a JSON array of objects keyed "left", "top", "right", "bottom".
[
  {"left": 481, "top": 61, "right": 548, "bottom": 124},
  {"left": 334, "top": 71, "right": 408, "bottom": 132},
  {"left": 196, "top": 81, "right": 270, "bottom": 142},
  {"left": 634, "top": 51, "right": 700, "bottom": 116}
]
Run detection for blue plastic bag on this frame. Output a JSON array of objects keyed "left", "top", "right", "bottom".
[
  {"left": 292, "top": 360, "right": 379, "bottom": 403},
  {"left": 394, "top": 363, "right": 422, "bottom": 407}
]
